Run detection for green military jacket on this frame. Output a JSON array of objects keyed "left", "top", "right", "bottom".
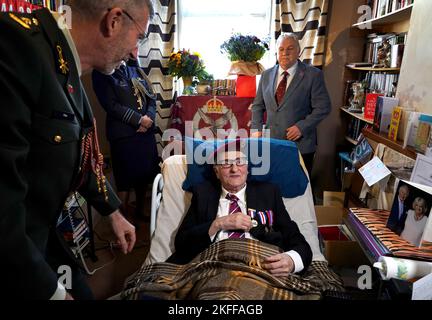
[{"left": 0, "top": 8, "right": 121, "bottom": 299}]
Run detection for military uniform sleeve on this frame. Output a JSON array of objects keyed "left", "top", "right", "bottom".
[
  {"left": 0, "top": 14, "right": 59, "bottom": 299},
  {"left": 91, "top": 71, "right": 142, "bottom": 128},
  {"left": 144, "top": 81, "right": 157, "bottom": 122},
  {"left": 78, "top": 170, "right": 121, "bottom": 216}
]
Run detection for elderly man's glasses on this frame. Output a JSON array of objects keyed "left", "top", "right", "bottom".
[
  {"left": 218, "top": 158, "right": 248, "bottom": 169},
  {"left": 108, "top": 8, "right": 149, "bottom": 46}
]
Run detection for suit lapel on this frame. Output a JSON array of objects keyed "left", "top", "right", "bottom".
[
  {"left": 34, "top": 9, "right": 84, "bottom": 122},
  {"left": 207, "top": 182, "right": 222, "bottom": 220},
  {"left": 263, "top": 65, "right": 279, "bottom": 111},
  {"left": 245, "top": 183, "right": 257, "bottom": 212}
]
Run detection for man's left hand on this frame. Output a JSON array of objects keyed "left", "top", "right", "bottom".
[
  {"left": 286, "top": 125, "right": 302, "bottom": 141},
  {"left": 108, "top": 210, "right": 136, "bottom": 254},
  {"left": 262, "top": 253, "right": 294, "bottom": 277}
]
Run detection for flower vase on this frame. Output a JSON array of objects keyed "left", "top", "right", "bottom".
[{"left": 181, "top": 76, "right": 195, "bottom": 95}]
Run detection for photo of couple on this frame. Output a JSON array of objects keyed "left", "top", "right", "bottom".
[{"left": 387, "top": 181, "right": 432, "bottom": 247}]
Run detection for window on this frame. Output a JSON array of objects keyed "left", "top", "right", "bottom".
[{"left": 179, "top": 0, "right": 273, "bottom": 79}]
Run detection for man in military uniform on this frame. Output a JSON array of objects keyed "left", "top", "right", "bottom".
[{"left": 0, "top": 0, "right": 154, "bottom": 299}]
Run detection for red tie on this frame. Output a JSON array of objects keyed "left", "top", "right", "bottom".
[
  {"left": 226, "top": 193, "right": 244, "bottom": 239},
  {"left": 275, "top": 71, "right": 289, "bottom": 105}
]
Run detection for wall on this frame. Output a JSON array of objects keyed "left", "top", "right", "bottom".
[
  {"left": 313, "top": 0, "right": 365, "bottom": 198},
  {"left": 396, "top": 0, "right": 432, "bottom": 114}
]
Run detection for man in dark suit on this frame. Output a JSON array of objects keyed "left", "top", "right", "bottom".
[
  {"left": 0, "top": 0, "right": 154, "bottom": 300},
  {"left": 387, "top": 184, "right": 410, "bottom": 235},
  {"left": 170, "top": 143, "right": 312, "bottom": 277},
  {"left": 251, "top": 33, "right": 331, "bottom": 175}
]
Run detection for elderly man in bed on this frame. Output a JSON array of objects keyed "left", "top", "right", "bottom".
[{"left": 168, "top": 141, "right": 312, "bottom": 277}]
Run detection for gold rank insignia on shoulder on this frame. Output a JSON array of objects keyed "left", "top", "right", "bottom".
[
  {"left": 9, "top": 13, "right": 31, "bottom": 29},
  {"left": 56, "top": 44, "right": 69, "bottom": 75}
]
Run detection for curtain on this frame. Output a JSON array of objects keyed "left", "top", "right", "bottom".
[
  {"left": 274, "top": 0, "right": 329, "bottom": 66},
  {"left": 138, "top": 0, "right": 178, "bottom": 154}
]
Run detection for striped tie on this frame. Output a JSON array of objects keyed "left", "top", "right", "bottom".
[{"left": 226, "top": 193, "right": 245, "bottom": 239}]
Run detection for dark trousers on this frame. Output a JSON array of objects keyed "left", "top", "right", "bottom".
[{"left": 301, "top": 152, "right": 315, "bottom": 178}]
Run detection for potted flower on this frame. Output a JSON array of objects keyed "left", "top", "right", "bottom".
[
  {"left": 220, "top": 34, "right": 269, "bottom": 97},
  {"left": 167, "top": 49, "right": 206, "bottom": 94}
]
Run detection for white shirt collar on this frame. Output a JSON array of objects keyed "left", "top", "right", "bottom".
[
  {"left": 221, "top": 184, "right": 247, "bottom": 203},
  {"left": 51, "top": 11, "right": 82, "bottom": 77},
  {"left": 278, "top": 60, "right": 298, "bottom": 77}
]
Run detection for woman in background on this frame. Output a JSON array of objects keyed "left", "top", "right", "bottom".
[
  {"left": 92, "top": 59, "right": 159, "bottom": 224},
  {"left": 400, "top": 197, "right": 429, "bottom": 247}
]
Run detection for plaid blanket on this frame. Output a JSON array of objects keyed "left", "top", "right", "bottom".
[{"left": 121, "top": 239, "right": 344, "bottom": 300}]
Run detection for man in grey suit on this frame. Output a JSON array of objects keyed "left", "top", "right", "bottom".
[{"left": 251, "top": 33, "right": 331, "bottom": 175}]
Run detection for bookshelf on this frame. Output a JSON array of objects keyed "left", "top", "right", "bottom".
[
  {"left": 362, "top": 127, "right": 417, "bottom": 160},
  {"left": 340, "top": 107, "right": 374, "bottom": 125},
  {"left": 352, "top": 3, "right": 414, "bottom": 28},
  {"left": 346, "top": 66, "right": 400, "bottom": 72},
  {"left": 338, "top": 0, "right": 414, "bottom": 201}
]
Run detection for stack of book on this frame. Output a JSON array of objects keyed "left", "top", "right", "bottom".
[
  {"left": 370, "top": 0, "right": 415, "bottom": 19},
  {"left": 364, "top": 72, "right": 399, "bottom": 97},
  {"left": 364, "top": 33, "right": 407, "bottom": 67},
  {"left": 345, "top": 208, "right": 432, "bottom": 262},
  {"left": 212, "top": 79, "right": 236, "bottom": 96}
]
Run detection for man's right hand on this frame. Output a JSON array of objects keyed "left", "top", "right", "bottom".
[{"left": 209, "top": 212, "right": 252, "bottom": 236}]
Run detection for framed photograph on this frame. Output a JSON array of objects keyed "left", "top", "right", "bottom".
[
  {"left": 411, "top": 154, "right": 432, "bottom": 187},
  {"left": 387, "top": 180, "right": 432, "bottom": 247}
]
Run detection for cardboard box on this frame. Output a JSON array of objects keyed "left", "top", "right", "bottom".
[
  {"left": 323, "top": 191, "right": 346, "bottom": 208},
  {"left": 315, "top": 206, "right": 369, "bottom": 267}
]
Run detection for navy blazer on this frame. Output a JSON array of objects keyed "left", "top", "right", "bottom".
[
  {"left": 169, "top": 180, "right": 312, "bottom": 268},
  {"left": 92, "top": 65, "right": 156, "bottom": 142},
  {"left": 251, "top": 61, "right": 331, "bottom": 154},
  {"left": 387, "top": 199, "right": 409, "bottom": 235}
]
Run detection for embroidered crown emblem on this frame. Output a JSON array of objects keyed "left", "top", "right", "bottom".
[{"left": 205, "top": 97, "right": 224, "bottom": 114}]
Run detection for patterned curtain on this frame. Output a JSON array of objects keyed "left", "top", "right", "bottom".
[
  {"left": 274, "top": 0, "right": 329, "bottom": 66},
  {"left": 138, "top": 0, "right": 178, "bottom": 154}
]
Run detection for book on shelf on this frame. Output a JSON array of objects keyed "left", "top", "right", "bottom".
[
  {"left": 390, "top": 44, "right": 405, "bottom": 68},
  {"left": 373, "top": 96, "right": 399, "bottom": 134},
  {"left": 364, "top": 32, "right": 407, "bottom": 66},
  {"left": 414, "top": 114, "right": 432, "bottom": 155},
  {"left": 388, "top": 106, "right": 403, "bottom": 141},
  {"left": 403, "top": 111, "right": 421, "bottom": 148},
  {"left": 364, "top": 93, "right": 384, "bottom": 121},
  {"left": 350, "top": 134, "right": 373, "bottom": 166},
  {"left": 370, "top": 0, "right": 414, "bottom": 19}
]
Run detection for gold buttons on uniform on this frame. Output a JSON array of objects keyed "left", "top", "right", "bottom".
[{"left": 54, "top": 135, "right": 62, "bottom": 143}]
